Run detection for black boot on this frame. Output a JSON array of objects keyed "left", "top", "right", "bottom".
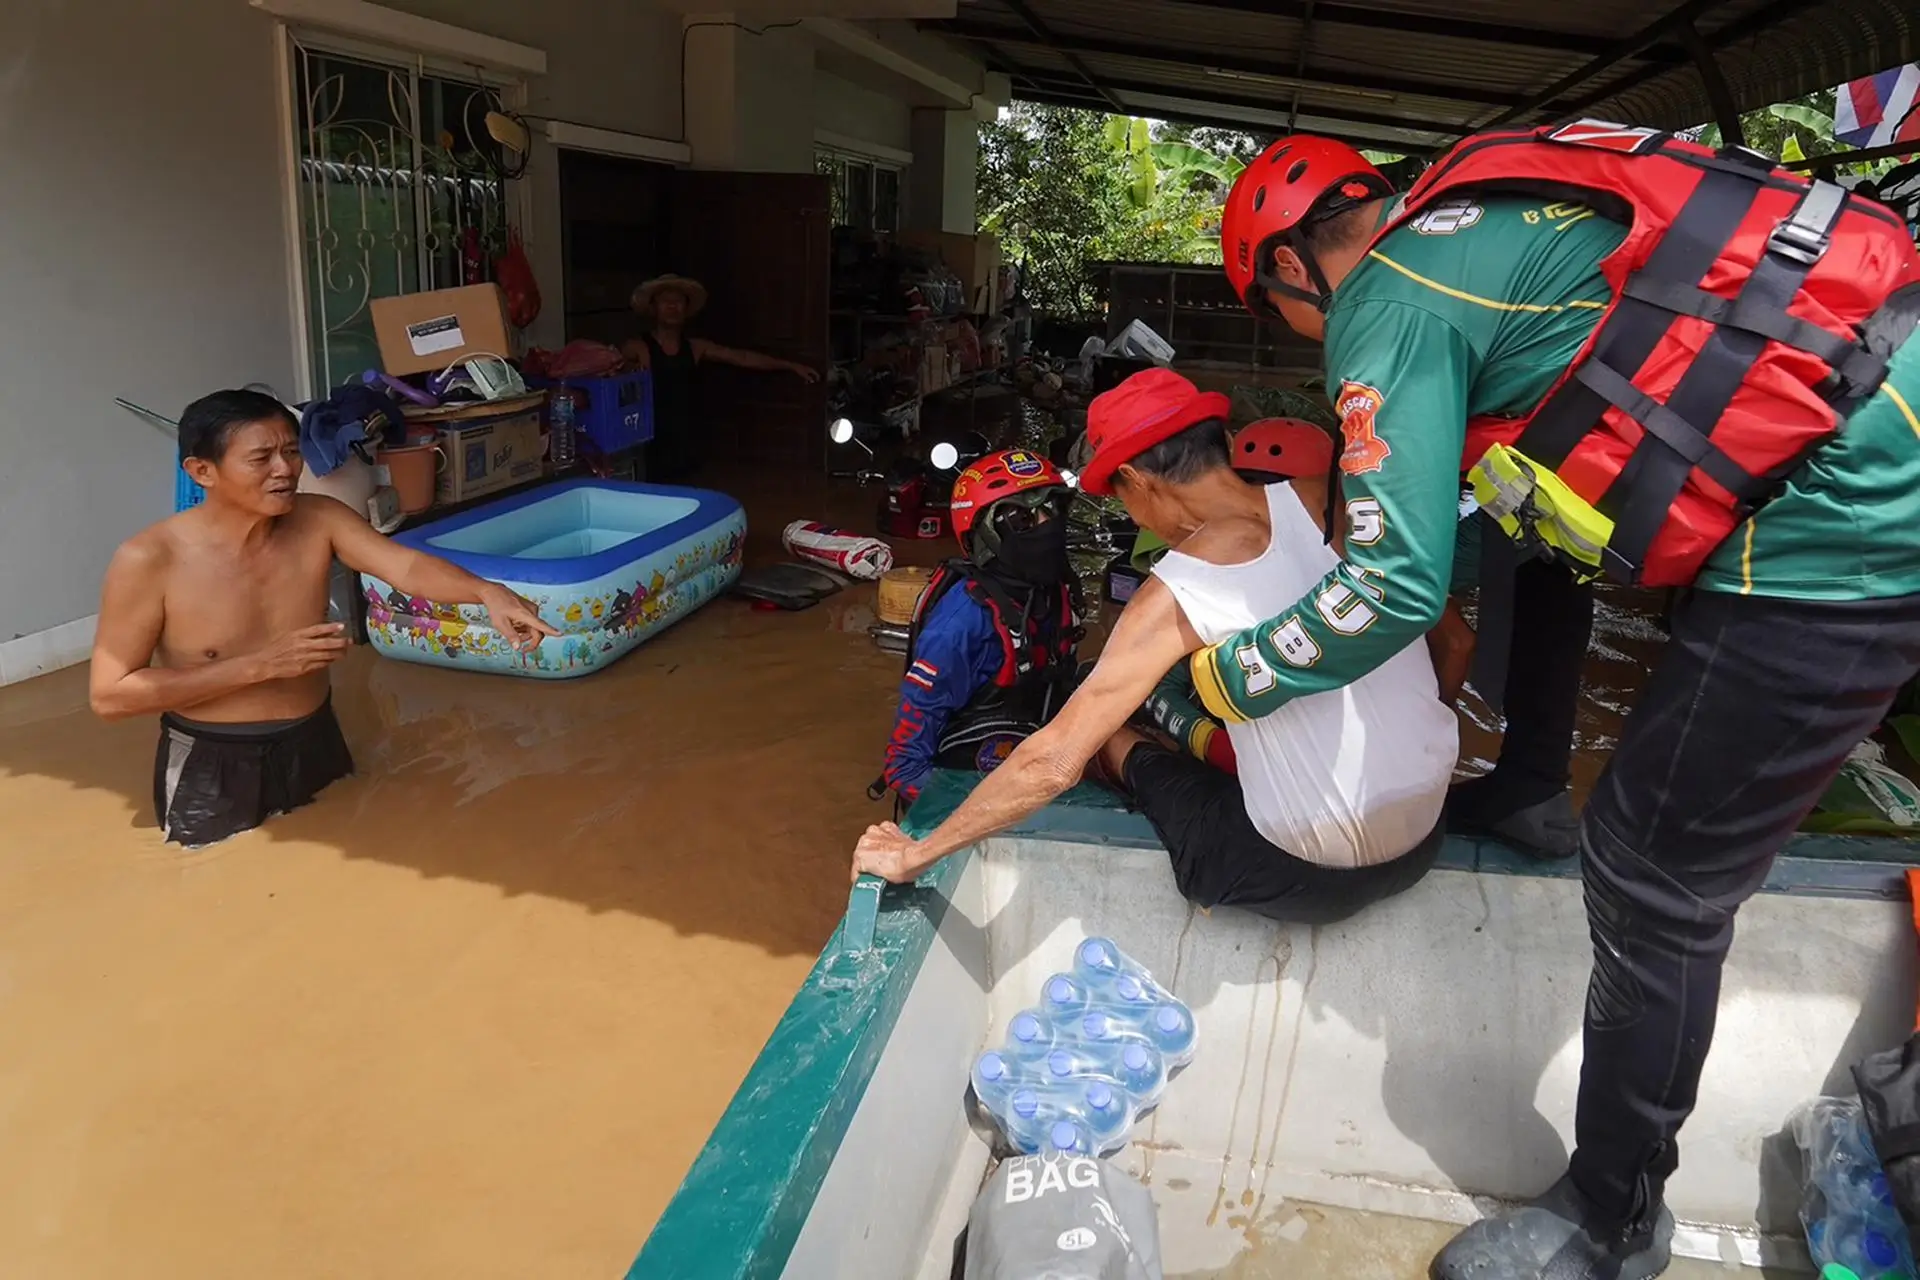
[
  {"left": 1447, "top": 777, "right": 1580, "bottom": 860},
  {"left": 1430, "top": 1174, "right": 1673, "bottom": 1280}
]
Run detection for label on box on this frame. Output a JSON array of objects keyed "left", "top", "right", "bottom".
[{"left": 406, "top": 314, "right": 466, "bottom": 356}]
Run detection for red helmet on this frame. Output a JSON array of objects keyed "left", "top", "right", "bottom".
[
  {"left": 1230, "top": 417, "right": 1335, "bottom": 483},
  {"left": 1221, "top": 136, "right": 1393, "bottom": 317},
  {"left": 949, "top": 448, "right": 1067, "bottom": 554}
]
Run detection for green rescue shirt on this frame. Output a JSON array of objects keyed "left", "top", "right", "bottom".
[{"left": 1191, "top": 194, "right": 1920, "bottom": 723}]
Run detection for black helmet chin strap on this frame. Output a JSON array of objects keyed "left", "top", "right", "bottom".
[{"left": 1253, "top": 231, "right": 1337, "bottom": 316}]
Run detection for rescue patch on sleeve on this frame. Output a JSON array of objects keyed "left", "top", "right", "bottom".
[{"left": 1336, "top": 381, "right": 1391, "bottom": 476}]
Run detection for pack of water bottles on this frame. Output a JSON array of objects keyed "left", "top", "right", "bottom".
[
  {"left": 970, "top": 937, "right": 1197, "bottom": 1159},
  {"left": 1790, "top": 1096, "right": 1920, "bottom": 1280}
]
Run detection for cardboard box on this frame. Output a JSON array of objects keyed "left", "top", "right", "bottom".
[
  {"left": 435, "top": 407, "right": 544, "bottom": 505},
  {"left": 371, "top": 284, "right": 513, "bottom": 376},
  {"left": 895, "top": 231, "right": 1002, "bottom": 314}
]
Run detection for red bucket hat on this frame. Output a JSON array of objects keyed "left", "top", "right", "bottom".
[{"left": 1081, "top": 368, "right": 1231, "bottom": 496}]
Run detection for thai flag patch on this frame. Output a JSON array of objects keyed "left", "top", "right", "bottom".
[{"left": 906, "top": 659, "right": 940, "bottom": 690}]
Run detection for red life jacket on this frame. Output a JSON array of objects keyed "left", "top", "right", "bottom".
[{"left": 1378, "top": 119, "right": 1920, "bottom": 587}]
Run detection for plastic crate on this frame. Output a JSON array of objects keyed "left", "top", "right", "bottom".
[
  {"left": 529, "top": 371, "right": 653, "bottom": 455},
  {"left": 175, "top": 467, "right": 206, "bottom": 511}
]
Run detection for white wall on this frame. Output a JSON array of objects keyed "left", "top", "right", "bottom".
[
  {"left": 813, "top": 68, "right": 912, "bottom": 156},
  {"left": 0, "top": 0, "right": 297, "bottom": 644}
]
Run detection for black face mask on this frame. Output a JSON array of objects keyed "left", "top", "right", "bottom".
[{"left": 989, "top": 519, "right": 1072, "bottom": 587}]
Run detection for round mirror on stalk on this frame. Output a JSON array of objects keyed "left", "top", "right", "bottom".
[
  {"left": 929, "top": 441, "right": 960, "bottom": 471},
  {"left": 828, "top": 417, "right": 856, "bottom": 445}
]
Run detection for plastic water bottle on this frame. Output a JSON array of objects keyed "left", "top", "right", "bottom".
[
  {"left": 1040, "top": 973, "right": 1095, "bottom": 1019},
  {"left": 1074, "top": 936, "right": 1171, "bottom": 1004},
  {"left": 1146, "top": 1002, "right": 1199, "bottom": 1066},
  {"left": 972, "top": 1050, "right": 1020, "bottom": 1112},
  {"left": 1107, "top": 1040, "right": 1168, "bottom": 1108},
  {"left": 1001, "top": 1010, "right": 1055, "bottom": 1066},
  {"left": 1003, "top": 1088, "right": 1049, "bottom": 1154},
  {"left": 549, "top": 383, "right": 577, "bottom": 469},
  {"left": 1808, "top": 1216, "right": 1907, "bottom": 1279},
  {"left": 1079, "top": 1010, "right": 1152, "bottom": 1050},
  {"left": 1046, "top": 1118, "right": 1095, "bottom": 1157},
  {"left": 1078, "top": 1079, "right": 1133, "bottom": 1150}
]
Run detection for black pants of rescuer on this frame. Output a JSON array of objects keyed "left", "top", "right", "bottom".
[
  {"left": 1571, "top": 587, "right": 1920, "bottom": 1222},
  {"left": 153, "top": 700, "right": 355, "bottom": 848}
]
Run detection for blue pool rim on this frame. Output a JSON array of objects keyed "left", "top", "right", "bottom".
[{"left": 388, "top": 477, "right": 739, "bottom": 585}]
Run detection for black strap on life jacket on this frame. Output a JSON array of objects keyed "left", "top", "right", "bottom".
[{"left": 1470, "top": 148, "right": 1908, "bottom": 711}]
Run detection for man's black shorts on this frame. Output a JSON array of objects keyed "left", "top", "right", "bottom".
[
  {"left": 154, "top": 699, "right": 354, "bottom": 848},
  {"left": 1122, "top": 742, "right": 1441, "bottom": 924}
]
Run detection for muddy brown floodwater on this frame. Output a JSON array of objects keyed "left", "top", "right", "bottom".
[{"left": 0, "top": 438, "right": 1676, "bottom": 1277}]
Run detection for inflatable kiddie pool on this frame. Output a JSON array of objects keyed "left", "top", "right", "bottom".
[
  {"left": 361, "top": 478, "right": 744, "bottom": 679},
  {"left": 630, "top": 773, "right": 1917, "bottom": 1277}
]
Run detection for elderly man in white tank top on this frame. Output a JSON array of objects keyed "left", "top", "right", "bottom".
[{"left": 853, "top": 368, "right": 1469, "bottom": 924}]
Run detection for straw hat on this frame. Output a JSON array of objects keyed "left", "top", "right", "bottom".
[{"left": 631, "top": 273, "right": 708, "bottom": 317}]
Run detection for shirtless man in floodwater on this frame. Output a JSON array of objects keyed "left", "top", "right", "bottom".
[{"left": 89, "top": 388, "right": 557, "bottom": 847}]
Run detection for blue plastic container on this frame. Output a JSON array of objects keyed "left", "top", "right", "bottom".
[
  {"left": 528, "top": 371, "right": 653, "bottom": 455},
  {"left": 175, "top": 467, "right": 206, "bottom": 512}
]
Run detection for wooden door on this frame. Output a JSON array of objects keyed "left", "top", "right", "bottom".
[
  {"left": 669, "top": 171, "right": 831, "bottom": 472},
  {"left": 556, "top": 150, "right": 676, "bottom": 347}
]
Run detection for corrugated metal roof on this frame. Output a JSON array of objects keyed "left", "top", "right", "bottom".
[{"left": 928, "top": 0, "right": 1915, "bottom": 147}]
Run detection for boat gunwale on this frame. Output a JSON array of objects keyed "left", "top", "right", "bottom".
[{"left": 629, "top": 773, "right": 1919, "bottom": 1278}]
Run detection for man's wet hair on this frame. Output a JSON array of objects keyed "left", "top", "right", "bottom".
[
  {"left": 178, "top": 389, "right": 297, "bottom": 464},
  {"left": 1122, "top": 417, "right": 1232, "bottom": 487}
]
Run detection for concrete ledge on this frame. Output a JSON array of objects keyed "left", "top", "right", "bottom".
[{"left": 0, "top": 614, "right": 96, "bottom": 687}]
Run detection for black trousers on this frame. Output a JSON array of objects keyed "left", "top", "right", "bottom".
[
  {"left": 1456, "top": 556, "right": 1595, "bottom": 816},
  {"left": 154, "top": 700, "right": 354, "bottom": 847},
  {"left": 1123, "top": 742, "right": 1443, "bottom": 925},
  {"left": 1570, "top": 587, "right": 1920, "bottom": 1222}
]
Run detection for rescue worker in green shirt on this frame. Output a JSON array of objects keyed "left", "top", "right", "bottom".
[{"left": 1206, "top": 124, "right": 1920, "bottom": 1280}]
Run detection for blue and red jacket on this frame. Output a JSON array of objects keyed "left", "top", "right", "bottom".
[{"left": 878, "top": 563, "right": 1078, "bottom": 801}]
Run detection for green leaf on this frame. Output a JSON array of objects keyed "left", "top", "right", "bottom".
[
  {"left": 1768, "top": 101, "right": 1835, "bottom": 136},
  {"left": 1130, "top": 116, "right": 1151, "bottom": 155},
  {"left": 1104, "top": 116, "right": 1129, "bottom": 150},
  {"left": 1780, "top": 133, "right": 1806, "bottom": 164}
]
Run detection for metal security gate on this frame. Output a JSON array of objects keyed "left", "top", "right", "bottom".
[{"left": 289, "top": 35, "right": 515, "bottom": 393}]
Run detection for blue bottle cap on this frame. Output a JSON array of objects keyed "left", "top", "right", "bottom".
[
  {"left": 1080, "top": 939, "right": 1116, "bottom": 971},
  {"left": 1082, "top": 1013, "right": 1109, "bottom": 1039},
  {"left": 1013, "top": 1089, "right": 1038, "bottom": 1118},
  {"left": 1050, "top": 1121, "right": 1082, "bottom": 1152},
  {"left": 1864, "top": 1229, "right": 1898, "bottom": 1268},
  {"left": 1011, "top": 1012, "right": 1043, "bottom": 1043},
  {"left": 1048, "top": 1049, "right": 1074, "bottom": 1077},
  {"left": 978, "top": 1053, "right": 1007, "bottom": 1082},
  {"left": 1156, "top": 1005, "right": 1185, "bottom": 1034},
  {"left": 1087, "top": 1081, "right": 1114, "bottom": 1110},
  {"left": 1123, "top": 1043, "right": 1150, "bottom": 1072},
  {"left": 1116, "top": 974, "right": 1146, "bottom": 1002},
  {"left": 1046, "top": 976, "right": 1078, "bottom": 1006},
  {"left": 1871, "top": 1172, "right": 1894, "bottom": 1205}
]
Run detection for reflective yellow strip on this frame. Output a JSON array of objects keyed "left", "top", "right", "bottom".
[
  {"left": 1885, "top": 382, "right": 1920, "bottom": 440},
  {"left": 1739, "top": 517, "right": 1756, "bottom": 596},
  {"left": 1366, "top": 252, "right": 1610, "bottom": 314},
  {"left": 1189, "top": 647, "right": 1250, "bottom": 725}
]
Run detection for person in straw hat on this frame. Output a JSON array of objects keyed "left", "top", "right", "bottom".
[{"left": 621, "top": 273, "right": 819, "bottom": 482}]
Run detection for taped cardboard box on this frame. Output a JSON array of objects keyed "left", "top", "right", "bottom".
[
  {"left": 436, "top": 407, "right": 544, "bottom": 505},
  {"left": 371, "top": 284, "right": 513, "bottom": 376}
]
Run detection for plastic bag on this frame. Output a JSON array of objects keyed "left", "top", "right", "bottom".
[
  {"left": 495, "top": 228, "right": 542, "bottom": 330},
  {"left": 1789, "top": 1096, "right": 1919, "bottom": 1278}
]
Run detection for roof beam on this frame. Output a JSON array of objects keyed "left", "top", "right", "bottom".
[
  {"left": 1479, "top": 0, "right": 1733, "bottom": 129},
  {"left": 996, "top": 0, "right": 1126, "bottom": 114},
  {"left": 1551, "top": 0, "right": 1827, "bottom": 118},
  {"left": 927, "top": 21, "right": 1527, "bottom": 107},
  {"left": 1011, "top": 86, "right": 1447, "bottom": 154},
  {"left": 1012, "top": 68, "right": 1468, "bottom": 139},
  {"left": 1130, "top": 0, "right": 1687, "bottom": 59}
]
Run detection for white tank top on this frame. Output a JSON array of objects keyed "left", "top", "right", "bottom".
[{"left": 1154, "top": 484, "right": 1457, "bottom": 868}]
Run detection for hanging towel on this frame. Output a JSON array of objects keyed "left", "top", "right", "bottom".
[{"left": 300, "top": 384, "right": 402, "bottom": 477}]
